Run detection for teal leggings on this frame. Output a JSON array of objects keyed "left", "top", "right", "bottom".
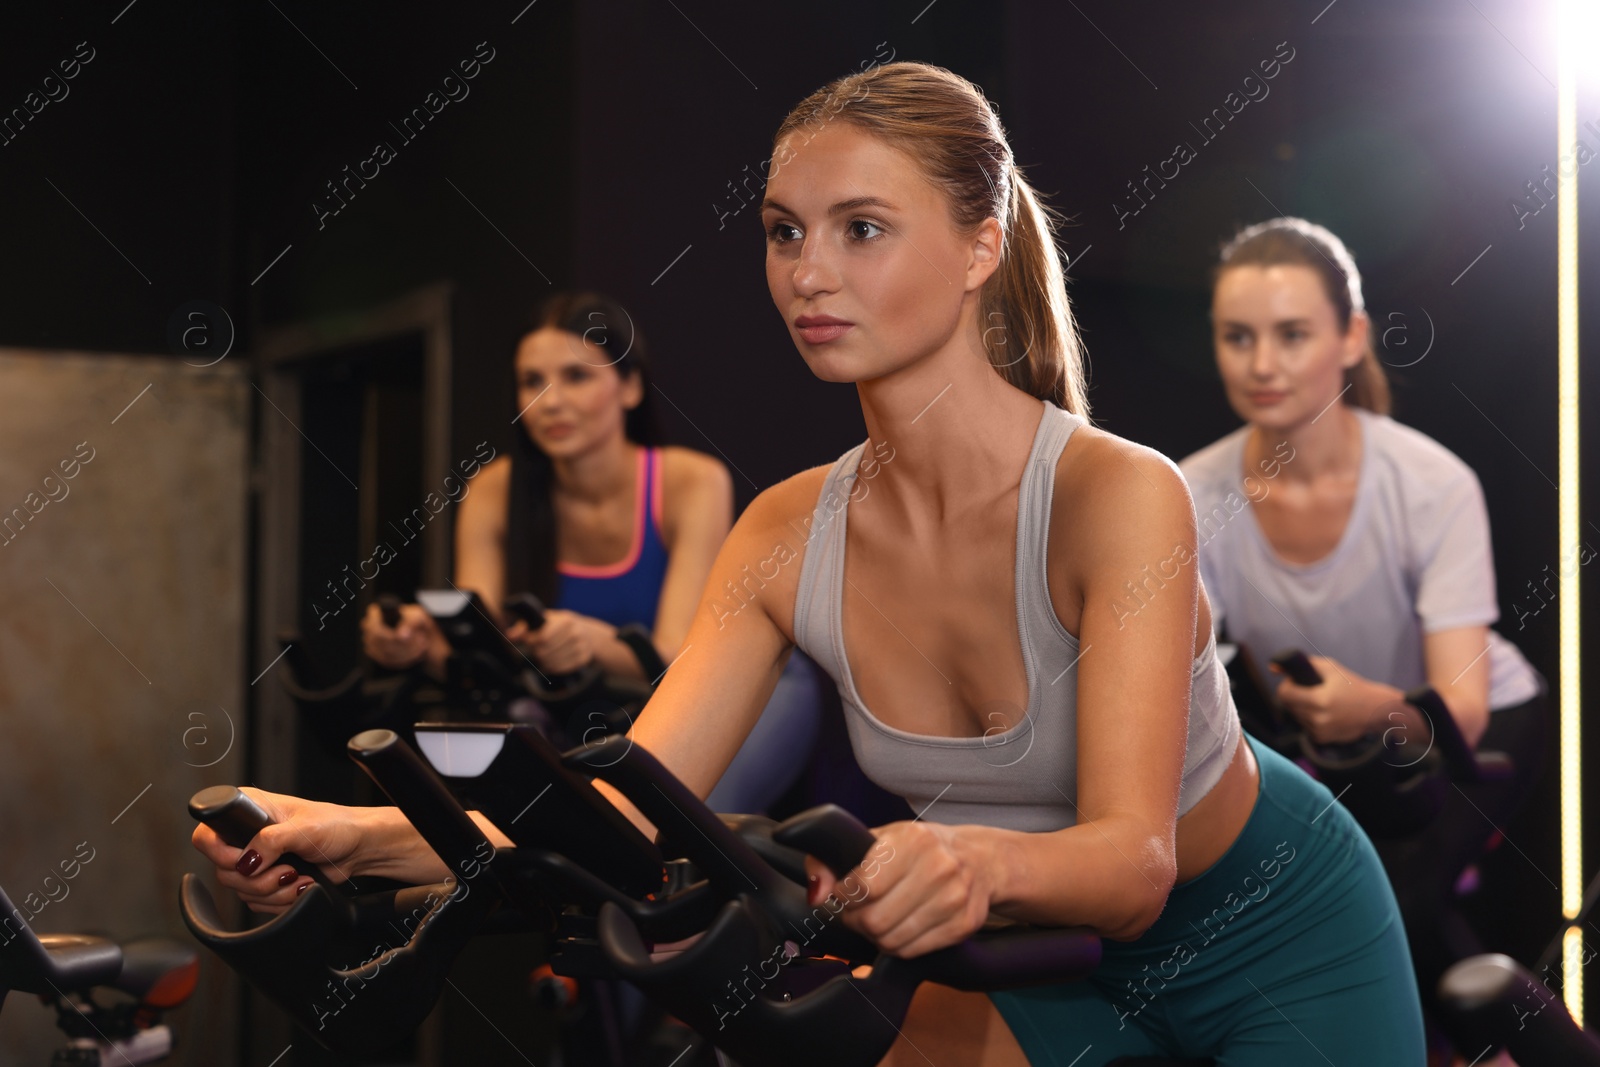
[{"left": 991, "top": 734, "right": 1425, "bottom": 1066}]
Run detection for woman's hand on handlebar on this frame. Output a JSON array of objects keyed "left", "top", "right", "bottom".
[
  {"left": 190, "top": 788, "right": 433, "bottom": 915},
  {"left": 803, "top": 821, "right": 997, "bottom": 959},
  {"left": 361, "top": 602, "right": 448, "bottom": 674},
  {"left": 506, "top": 608, "right": 613, "bottom": 675},
  {"left": 1274, "top": 655, "right": 1404, "bottom": 745}
]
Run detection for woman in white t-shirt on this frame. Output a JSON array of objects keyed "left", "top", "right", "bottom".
[{"left": 1178, "top": 216, "right": 1549, "bottom": 1058}]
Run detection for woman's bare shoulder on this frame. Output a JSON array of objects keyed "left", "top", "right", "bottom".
[
  {"left": 700, "top": 463, "right": 832, "bottom": 568},
  {"left": 1046, "top": 424, "right": 1207, "bottom": 642},
  {"left": 1052, "top": 424, "right": 1195, "bottom": 560},
  {"left": 1056, "top": 424, "right": 1190, "bottom": 509},
  {"left": 462, "top": 454, "right": 512, "bottom": 516},
  {"left": 473, "top": 453, "right": 512, "bottom": 485},
  {"left": 747, "top": 463, "right": 833, "bottom": 525}
]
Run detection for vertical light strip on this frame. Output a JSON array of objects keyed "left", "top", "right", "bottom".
[{"left": 1556, "top": 0, "right": 1583, "bottom": 1027}]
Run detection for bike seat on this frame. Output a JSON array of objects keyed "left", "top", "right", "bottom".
[
  {"left": 11, "top": 933, "right": 123, "bottom": 995},
  {"left": 112, "top": 936, "right": 199, "bottom": 1008}
]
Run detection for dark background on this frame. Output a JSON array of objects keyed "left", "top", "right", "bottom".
[{"left": 2, "top": 0, "right": 1595, "bottom": 1060}]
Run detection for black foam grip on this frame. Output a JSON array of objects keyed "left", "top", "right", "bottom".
[
  {"left": 1270, "top": 648, "right": 1323, "bottom": 687},
  {"left": 503, "top": 593, "right": 547, "bottom": 631},
  {"left": 187, "top": 786, "right": 331, "bottom": 890},
  {"left": 188, "top": 785, "right": 273, "bottom": 850},
  {"left": 771, "top": 805, "right": 877, "bottom": 879}
]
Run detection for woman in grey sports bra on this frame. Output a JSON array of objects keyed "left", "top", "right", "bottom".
[{"left": 194, "top": 62, "right": 1425, "bottom": 1065}]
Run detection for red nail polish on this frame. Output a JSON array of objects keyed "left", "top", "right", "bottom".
[
  {"left": 296, "top": 882, "right": 311, "bottom": 895},
  {"left": 234, "top": 850, "right": 262, "bottom": 877},
  {"left": 807, "top": 874, "right": 822, "bottom": 907},
  {"left": 277, "top": 870, "right": 297, "bottom": 887}
]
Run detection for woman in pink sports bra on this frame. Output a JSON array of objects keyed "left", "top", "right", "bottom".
[{"left": 361, "top": 290, "right": 826, "bottom": 813}]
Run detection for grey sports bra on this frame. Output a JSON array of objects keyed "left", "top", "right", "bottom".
[{"left": 791, "top": 400, "right": 1241, "bottom": 832}]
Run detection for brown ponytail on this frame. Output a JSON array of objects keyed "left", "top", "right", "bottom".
[
  {"left": 772, "top": 62, "right": 1091, "bottom": 419},
  {"left": 1345, "top": 347, "right": 1391, "bottom": 414},
  {"left": 1214, "top": 217, "right": 1391, "bottom": 415}
]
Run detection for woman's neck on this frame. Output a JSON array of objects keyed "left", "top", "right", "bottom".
[
  {"left": 1252, "top": 403, "right": 1361, "bottom": 484},
  {"left": 550, "top": 434, "right": 638, "bottom": 506},
  {"left": 855, "top": 336, "right": 1047, "bottom": 527}
]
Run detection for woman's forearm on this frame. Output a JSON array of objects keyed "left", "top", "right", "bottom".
[
  {"left": 352, "top": 806, "right": 452, "bottom": 884},
  {"left": 978, "top": 817, "right": 1176, "bottom": 941}
]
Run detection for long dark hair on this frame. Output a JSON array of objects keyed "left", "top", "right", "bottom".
[
  {"left": 504, "top": 291, "right": 667, "bottom": 604},
  {"left": 773, "top": 61, "right": 1091, "bottom": 417},
  {"left": 1213, "top": 217, "right": 1391, "bottom": 415}
]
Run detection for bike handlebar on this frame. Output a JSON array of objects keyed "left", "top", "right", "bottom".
[{"left": 182, "top": 723, "right": 1104, "bottom": 1063}]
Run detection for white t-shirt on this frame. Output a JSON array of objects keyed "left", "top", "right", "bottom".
[{"left": 1179, "top": 407, "right": 1541, "bottom": 712}]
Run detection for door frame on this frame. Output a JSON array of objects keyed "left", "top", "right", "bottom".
[{"left": 251, "top": 278, "right": 453, "bottom": 787}]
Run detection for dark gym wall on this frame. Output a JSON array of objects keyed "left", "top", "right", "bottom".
[
  {"left": 569, "top": 0, "right": 1006, "bottom": 494},
  {"left": 0, "top": 3, "right": 237, "bottom": 350},
  {"left": 235, "top": 2, "right": 579, "bottom": 472}
]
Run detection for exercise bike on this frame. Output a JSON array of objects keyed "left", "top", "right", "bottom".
[
  {"left": 1225, "top": 643, "right": 1600, "bottom": 1065},
  {"left": 278, "top": 588, "right": 661, "bottom": 749},
  {"left": 1223, "top": 644, "right": 1513, "bottom": 838},
  {"left": 0, "top": 880, "right": 197, "bottom": 1065},
  {"left": 178, "top": 719, "right": 1212, "bottom": 1067}
]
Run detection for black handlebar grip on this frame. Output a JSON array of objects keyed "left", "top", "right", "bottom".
[
  {"left": 1271, "top": 648, "right": 1324, "bottom": 687},
  {"left": 771, "top": 804, "right": 878, "bottom": 879},
  {"left": 378, "top": 594, "right": 402, "bottom": 629},
  {"left": 189, "top": 785, "right": 275, "bottom": 849},
  {"left": 503, "top": 593, "right": 547, "bottom": 631},
  {"left": 188, "top": 786, "right": 333, "bottom": 890}
]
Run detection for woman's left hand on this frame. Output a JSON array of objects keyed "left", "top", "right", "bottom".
[
  {"left": 803, "top": 821, "right": 999, "bottom": 959},
  {"left": 1275, "top": 655, "right": 1404, "bottom": 745},
  {"left": 507, "top": 609, "right": 615, "bottom": 675}
]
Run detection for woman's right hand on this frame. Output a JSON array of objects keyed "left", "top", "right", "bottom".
[
  {"left": 190, "top": 788, "right": 379, "bottom": 915},
  {"left": 361, "top": 602, "right": 447, "bottom": 673}
]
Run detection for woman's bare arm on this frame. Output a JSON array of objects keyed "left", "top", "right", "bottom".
[
  {"left": 455, "top": 455, "right": 511, "bottom": 618},
  {"left": 1424, "top": 624, "right": 1492, "bottom": 748},
  {"left": 982, "top": 435, "right": 1195, "bottom": 939},
  {"left": 652, "top": 447, "right": 736, "bottom": 662},
  {"left": 1276, "top": 626, "right": 1493, "bottom": 750}
]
